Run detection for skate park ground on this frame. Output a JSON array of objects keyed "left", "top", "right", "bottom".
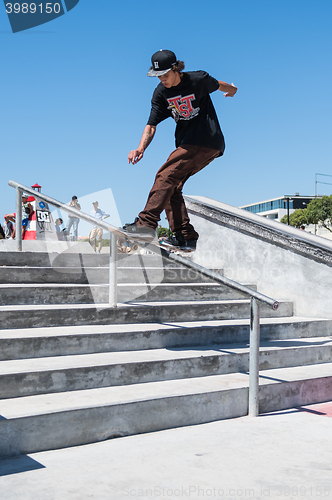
[{"left": 0, "top": 401, "right": 331, "bottom": 500}]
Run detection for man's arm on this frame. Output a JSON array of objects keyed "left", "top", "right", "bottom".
[
  {"left": 128, "top": 125, "right": 156, "bottom": 165},
  {"left": 218, "top": 81, "right": 237, "bottom": 97},
  {"left": 101, "top": 210, "right": 110, "bottom": 219}
]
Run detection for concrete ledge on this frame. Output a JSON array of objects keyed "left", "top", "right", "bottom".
[
  {"left": 185, "top": 195, "right": 332, "bottom": 266},
  {"left": 185, "top": 195, "right": 332, "bottom": 318}
]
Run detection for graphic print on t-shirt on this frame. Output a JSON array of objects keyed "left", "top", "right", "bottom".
[{"left": 167, "top": 94, "right": 200, "bottom": 122}]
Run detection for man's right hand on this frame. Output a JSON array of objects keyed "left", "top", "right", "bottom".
[
  {"left": 128, "top": 149, "right": 144, "bottom": 164},
  {"left": 128, "top": 125, "right": 156, "bottom": 164}
]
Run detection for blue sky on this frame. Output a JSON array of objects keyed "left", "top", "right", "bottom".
[{"left": 1, "top": 0, "right": 332, "bottom": 233}]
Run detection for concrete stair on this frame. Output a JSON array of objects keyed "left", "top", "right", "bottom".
[
  {"left": 0, "top": 300, "right": 294, "bottom": 329},
  {"left": 0, "top": 251, "right": 332, "bottom": 457},
  {"left": 0, "top": 282, "right": 258, "bottom": 304},
  {"left": 1, "top": 337, "right": 332, "bottom": 399},
  {"left": 1, "top": 362, "right": 332, "bottom": 458}
]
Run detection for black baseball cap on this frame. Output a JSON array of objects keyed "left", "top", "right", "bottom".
[{"left": 147, "top": 49, "right": 177, "bottom": 77}]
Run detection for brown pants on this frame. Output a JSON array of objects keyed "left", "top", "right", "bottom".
[{"left": 138, "top": 145, "right": 220, "bottom": 240}]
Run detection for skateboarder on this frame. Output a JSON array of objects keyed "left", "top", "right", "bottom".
[{"left": 125, "top": 49, "right": 237, "bottom": 250}]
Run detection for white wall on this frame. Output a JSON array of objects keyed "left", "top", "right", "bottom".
[{"left": 186, "top": 196, "right": 332, "bottom": 319}]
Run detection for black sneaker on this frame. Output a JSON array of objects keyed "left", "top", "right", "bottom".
[
  {"left": 122, "top": 218, "right": 155, "bottom": 241},
  {"left": 161, "top": 235, "right": 183, "bottom": 247},
  {"left": 180, "top": 238, "right": 197, "bottom": 251},
  {"left": 161, "top": 234, "right": 197, "bottom": 252}
]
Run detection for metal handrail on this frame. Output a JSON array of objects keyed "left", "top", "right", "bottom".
[{"left": 9, "top": 179, "right": 280, "bottom": 417}]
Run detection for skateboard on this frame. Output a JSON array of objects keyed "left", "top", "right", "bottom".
[
  {"left": 117, "top": 231, "right": 194, "bottom": 257},
  {"left": 117, "top": 236, "right": 139, "bottom": 253},
  {"left": 117, "top": 236, "right": 194, "bottom": 256},
  {"left": 157, "top": 238, "right": 195, "bottom": 257}
]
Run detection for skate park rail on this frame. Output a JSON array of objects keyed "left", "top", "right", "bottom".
[{"left": 8, "top": 180, "right": 280, "bottom": 416}]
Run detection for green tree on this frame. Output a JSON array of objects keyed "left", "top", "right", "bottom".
[
  {"left": 305, "top": 195, "right": 332, "bottom": 232},
  {"left": 158, "top": 226, "right": 173, "bottom": 238},
  {"left": 280, "top": 208, "right": 308, "bottom": 228}
]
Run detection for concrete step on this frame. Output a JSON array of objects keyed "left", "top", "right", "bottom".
[
  {"left": 1, "top": 337, "right": 332, "bottom": 399},
  {"left": 0, "top": 282, "right": 256, "bottom": 305},
  {"left": 0, "top": 265, "right": 217, "bottom": 285},
  {"left": 1, "top": 317, "right": 330, "bottom": 361},
  {"left": 51, "top": 253, "right": 188, "bottom": 269},
  {"left": 1, "top": 362, "right": 332, "bottom": 457},
  {"left": 0, "top": 252, "right": 176, "bottom": 268},
  {"left": 0, "top": 251, "right": 57, "bottom": 267},
  {"left": 0, "top": 299, "right": 293, "bottom": 329}
]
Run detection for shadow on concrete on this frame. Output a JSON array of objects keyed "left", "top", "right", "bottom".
[
  {"left": 260, "top": 403, "right": 332, "bottom": 418},
  {"left": 0, "top": 455, "right": 45, "bottom": 477}
]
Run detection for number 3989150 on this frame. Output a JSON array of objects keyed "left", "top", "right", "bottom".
[{"left": 5, "top": 3, "right": 62, "bottom": 14}]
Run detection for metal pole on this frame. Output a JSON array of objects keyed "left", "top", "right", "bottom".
[
  {"left": 16, "top": 188, "right": 23, "bottom": 252},
  {"left": 249, "top": 297, "right": 260, "bottom": 417},
  {"left": 287, "top": 197, "right": 290, "bottom": 225},
  {"left": 315, "top": 174, "right": 317, "bottom": 234},
  {"left": 109, "top": 233, "right": 118, "bottom": 307}
]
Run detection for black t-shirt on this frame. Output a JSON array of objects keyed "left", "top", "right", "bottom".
[{"left": 147, "top": 71, "right": 225, "bottom": 155}]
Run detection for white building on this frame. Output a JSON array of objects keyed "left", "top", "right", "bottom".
[
  {"left": 239, "top": 194, "right": 314, "bottom": 222},
  {"left": 239, "top": 194, "right": 332, "bottom": 240}
]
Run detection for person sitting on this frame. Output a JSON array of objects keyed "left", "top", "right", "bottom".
[
  {"left": 55, "top": 218, "right": 66, "bottom": 240},
  {"left": 3, "top": 215, "right": 14, "bottom": 239}
]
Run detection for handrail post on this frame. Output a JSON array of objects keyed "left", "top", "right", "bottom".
[
  {"left": 109, "top": 233, "right": 118, "bottom": 307},
  {"left": 16, "top": 187, "right": 23, "bottom": 252},
  {"left": 249, "top": 297, "right": 260, "bottom": 417}
]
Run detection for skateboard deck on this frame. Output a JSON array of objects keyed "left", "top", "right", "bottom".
[
  {"left": 158, "top": 239, "right": 195, "bottom": 256},
  {"left": 117, "top": 233, "right": 194, "bottom": 257},
  {"left": 117, "top": 236, "right": 139, "bottom": 253}
]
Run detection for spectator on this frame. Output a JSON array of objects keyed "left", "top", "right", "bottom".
[
  {"left": 21, "top": 195, "right": 33, "bottom": 239},
  {"left": 66, "top": 196, "right": 81, "bottom": 241},
  {"left": 55, "top": 218, "right": 65, "bottom": 240},
  {"left": 89, "top": 201, "right": 110, "bottom": 253},
  {"left": 3, "top": 215, "right": 14, "bottom": 239},
  {"left": 8, "top": 195, "right": 33, "bottom": 240}
]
